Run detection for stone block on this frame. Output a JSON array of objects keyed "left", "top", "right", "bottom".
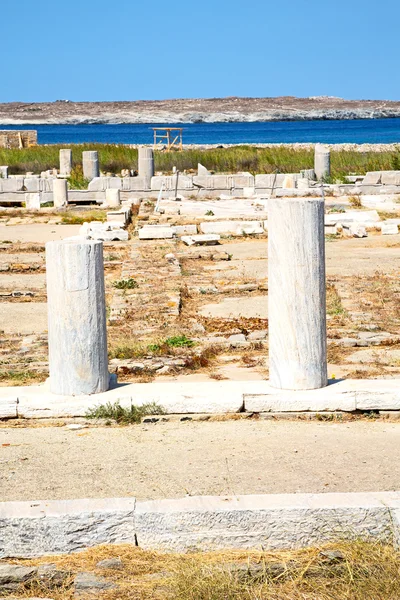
[
  {"left": 244, "top": 380, "right": 356, "bottom": 412},
  {"left": 0, "top": 394, "right": 18, "bottom": 418},
  {"left": 23, "top": 178, "right": 41, "bottom": 192},
  {"left": 172, "top": 224, "right": 197, "bottom": 235},
  {"left": 0, "top": 498, "right": 136, "bottom": 558},
  {"left": 380, "top": 221, "right": 399, "bottom": 235},
  {"left": 139, "top": 226, "right": 175, "bottom": 240},
  {"left": 0, "top": 177, "right": 24, "bottom": 192},
  {"left": 200, "top": 220, "right": 264, "bottom": 235},
  {"left": 24, "top": 193, "right": 41, "bottom": 210},
  {"left": 90, "top": 229, "right": 128, "bottom": 242},
  {"left": 381, "top": 171, "right": 400, "bottom": 186},
  {"left": 198, "top": 163, "right": 210, "bottom": 176},
  {"left": 107, "top": 209, "right": 130, "bottom": 226},
  {"left": 362, "top": 172, "right": 382, "bottom": 185},
  {"left": 88, "top": 177, "right": 122, "bottom": 192},
  {"left": 0, "top": 166, "right": 8, "bottom": 179},
  {"left": 348, "top": 224, "right": 367, "bottom": 238},
  {"left": 122, "top": 177, "right": 148, "bottom": 191},
  {"left": 135, "top": 492, "right": 394, "bottom": 552},
  {"left": 151, "top": 175, "right": 193, "bottom": 191},
  {"left": 181, "top": 234, "right": 220, "bottom": 246}
]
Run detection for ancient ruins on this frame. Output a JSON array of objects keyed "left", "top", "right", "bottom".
[{"left": 1, "top": 142, "right": 400, "bottom": 566}]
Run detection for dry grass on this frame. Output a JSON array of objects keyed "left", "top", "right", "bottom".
[
  {"left": 61, "top": 209, "right": 108, "bottom": 225},
  {"left": 0, "top": 369, "right": 47, "bottom": 386},
  {"left": 7, "top": 540, "right": 400, "bottom": 600},
  {"left": 326, "top": 283, "right": 347, "bottom": 317}
]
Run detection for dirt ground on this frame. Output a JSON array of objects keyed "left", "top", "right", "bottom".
[{"left": 0, "top": 419, "right": 399, "bottom": 502}]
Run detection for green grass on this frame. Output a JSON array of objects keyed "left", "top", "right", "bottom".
[
  {"left": 112, "top": 278, "right": 139, "bottom": 290},
  {"left": 67, "top": 165, "right": 90, "bottom": 189},
  {"left": 86, "top": 401, "right": 164, "bottom": 424},
  {"left": 1, "top": 144, "right": 400, "bottom": 178},
  {"left": 148, "top": 335, "right": 195, "bottom": 352}
]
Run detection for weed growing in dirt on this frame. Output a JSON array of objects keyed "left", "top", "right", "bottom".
[
  {"left": 349, "top": 195, "right": 362, "bottom": 208},
  {"left": 112, "top": 278, "right": 138, "bottom": 290},
  {"left": 86, "top": 401, "right": 164, "bottom": 424}
]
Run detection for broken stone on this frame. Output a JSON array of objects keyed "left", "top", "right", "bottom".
[
  {"left": 228, "top": 333, "right": 247, "bottom": 343},
  {"left": 248, "top": 330, "right": 268, "bottom": 341},
  {"left": 74, "top": 572, "right": 116, "bottom": 594},
  {"left": 0, "top": 564, "right": 37, "bottom": 585},
  {"left": 381, "top": 221, "right": 398, "bottom": 235},
  {"left": 198, "top": 163, "right": 210, "bottom": 176},
  {"left": 348, "top": 224, "right": 367, "bottom": 238},
  {"left": 139, "top": 226, "right": 174, "bottom": 240},
  {"left": 96, "top": 558, "right": 124, "bottom": 570},
  {"left": 181, "top": 234, "right": 220, "bottom": 246},
  {"left": 37, "top": 563, "right": 70, "bottom": 588}
]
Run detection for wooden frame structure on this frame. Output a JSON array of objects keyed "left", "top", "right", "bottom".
[{"left": 153, "top": 128, "right": 183, "bottom": 151}]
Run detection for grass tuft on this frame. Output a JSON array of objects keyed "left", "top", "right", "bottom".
[
  {"left": 86, "top": 401, "right": 164, "bottom": 424},
  {"left": 112, "top": 278, "right": 139, "bottom": 290}
]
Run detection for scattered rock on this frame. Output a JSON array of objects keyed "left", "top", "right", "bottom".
[
  {"left": 228, "top": 333, "right": 247, "bottom": 343},
  {"left": 74, "top": 572, "right": 117, "bottom": 595},
  {"left": 37, "top": 563, "right": 71, "bottom": 587},
  {"left": 319, "top": 549, "right": 345, "bottom": 563},
  {"left": 96, "top": 558, "right": 124, "bottom": 570},
  {"left": 0, "top": 564, "right": 37, "bottom": 585},
  {"left": 248, "top": 330, "right": 268, "bottom": 341}
]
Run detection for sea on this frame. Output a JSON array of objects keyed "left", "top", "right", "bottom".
[{"left": 2, "top": 118, "right": 400, "bottom": 145}]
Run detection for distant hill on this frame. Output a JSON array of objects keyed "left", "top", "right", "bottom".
[{"left": 1, "top": 96, "right": 400, "bottom": 124}]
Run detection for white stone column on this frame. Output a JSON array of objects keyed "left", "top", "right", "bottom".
[
  {"left": 138, "top": 146, "right": 154, "bottom": 188},
  {"left": 268, "top": 197, "right": 327, "bottom": 390},
  {"left": 105, "top": 188, "right": 121, "bottom": 207},
  {"left": 53, "top": 179, "right": 68, "bottom": 208},
  {"left": 0, "top": 166, "right": 8, "bottom": 179},
  {"left": 82, "top": 151, "right": 100, "bottom": 180},
  {"left": 59, "top": 149, "right": 72, "bottom": 177},
  {"left": 46, "top": 240, "right": 109, "bottom": 396},
  {"left": 314, "top": 144, "right": 331, "bottom": 180}
]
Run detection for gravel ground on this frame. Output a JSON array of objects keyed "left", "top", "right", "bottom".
[{"left": 0, "top": 420, "right": 399, "bottom": 502}]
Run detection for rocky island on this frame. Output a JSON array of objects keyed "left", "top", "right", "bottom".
[{"left": 1, "top": 96, "right": 400, "bottom": 124}]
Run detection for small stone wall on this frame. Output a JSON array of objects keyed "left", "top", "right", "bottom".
[{"left": 0, "top": 130, "right": 37, "bottom": 148}]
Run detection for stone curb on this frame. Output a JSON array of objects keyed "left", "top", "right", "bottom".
[
  {"left": 0, "top": 497, "right": 136, "bottom": 558},
  {"left": 1, "top": 492, "right": 399, "bottom": 557},
  {"left": 1, "top": 379, "right": 400, "bottom": 419}
]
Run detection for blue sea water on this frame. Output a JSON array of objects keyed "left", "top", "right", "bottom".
[{"left": 2, "top": 119, "right": 400, "bottom": 145}]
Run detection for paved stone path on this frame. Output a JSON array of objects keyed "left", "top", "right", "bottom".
[{"left": 1, "top": 420, "right": 399, "bottom": 502}]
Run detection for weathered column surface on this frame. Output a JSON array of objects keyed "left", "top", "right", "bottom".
[
  {"left": 46, "top": 240, "right": 109, "bottom": 396},
  {"left": 105, "top": 188, "right": 121, "bottom": 207},
  {"left": 25, "top": 193, "right": 41, "bottom": 210},
  {"left": 314, "top": 144, "right": 330, "bottom": 181},
  {"left": 59, "top": 149, "right": 72, "bottom": 177},
  {"left": 82, "top": 151, "right": 100, "bottom": 181},
  {"left": 268, "top": 197, "right": 327, "bottom": 390},
  {"left": 138, "top": 146, "right": 154, "bottom": 187},
  {"left": 53, "top": 178, "right": 68, "bottom": 208}
]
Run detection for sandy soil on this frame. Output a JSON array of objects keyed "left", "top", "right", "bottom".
[{"left": 0, "top": 420, "right": 399, "bottom": 502}]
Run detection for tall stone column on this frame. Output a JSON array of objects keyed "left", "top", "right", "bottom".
[
  {"left": 53, "top": 178, "right": 68, "bottom": 208},
  {"left": 59, "top": 149, "right": 72, "bottom": 177},
  {"left": 268, "top": 198, "right": 327, "bottom": 390},
  {"left": 314, "top": 144, "right": 330, "bottom": 180},
  {"left": 82, "top": 151, "right": 100, "bottom": 180},
  {"left": 138, "top": 146, "right": 154, "bottom": 188},
  {"left": 46, "top": 240, "right": 109, "bottom": 396}
]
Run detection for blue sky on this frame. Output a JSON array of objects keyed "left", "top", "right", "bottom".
[{"left": 2, "top": 0, "right": 399, "bottom": 102}]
